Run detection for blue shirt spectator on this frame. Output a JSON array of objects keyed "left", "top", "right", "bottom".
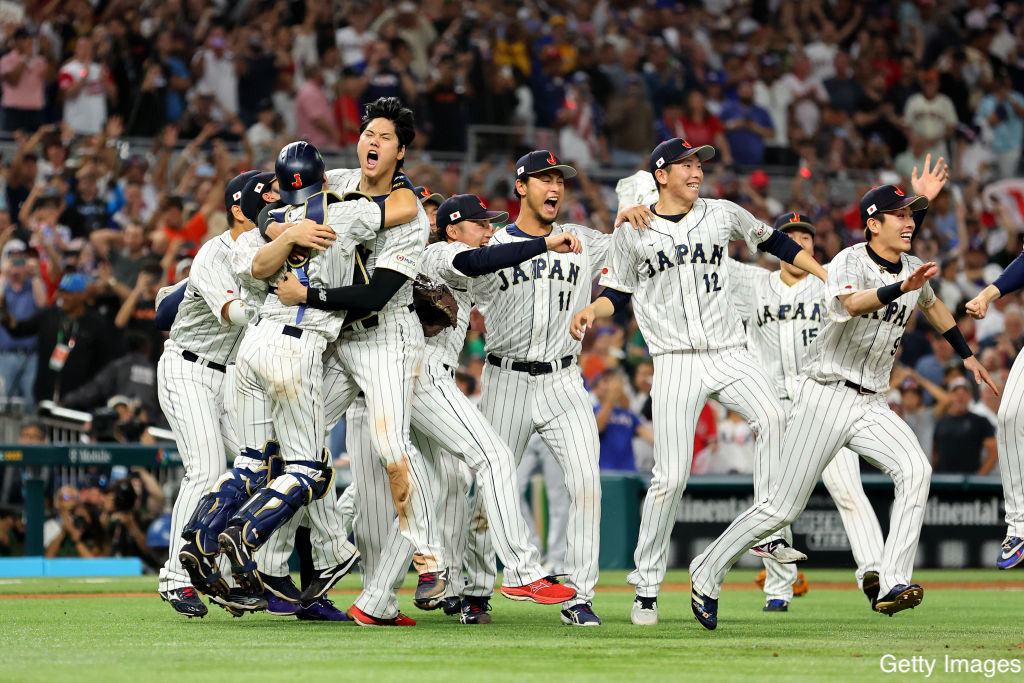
[
  {"left": 720, "top": 80, "right": 774, "bottom": 166},
  {"left": 593, "top": 372, "right": 653, "bottom": 472}
]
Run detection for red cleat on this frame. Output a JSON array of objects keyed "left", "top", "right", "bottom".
[
  {"left": 500, "top": 576, "right": 577, "bottom": 605},
  {"left": 346, "top": 604, "right": 417, "bottom": 626}
]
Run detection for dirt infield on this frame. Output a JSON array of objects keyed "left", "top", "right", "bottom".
[{"left": 4, "top": 579, "right": 1023, "bottom": 600}]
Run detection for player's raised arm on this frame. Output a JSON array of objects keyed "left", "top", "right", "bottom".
[{"left": 838, "top": 260, "right": 938, "bottom": 318}]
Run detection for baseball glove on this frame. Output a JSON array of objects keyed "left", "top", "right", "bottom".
[{"left": 412, "top": 274, "right": 459, "bottom": 337}]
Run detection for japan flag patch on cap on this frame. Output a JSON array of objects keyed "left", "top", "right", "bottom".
[
  {"left": 655, "top": 157, "right": 665, "bottom": 168},
  {"left": 517, "top": 166, "right": 525, "bottom": 176},
  {"left": 232, "top": 191, "right": 242, "bottom": 201},
  {"left": 254, "top": 183, "right": 264, "bottom": 193},
  {"left": 450, "top": 211, "right": 461, "bottom": 221},
  {"left": 866, "top": 204, "right": 877, "bottom": 215}
]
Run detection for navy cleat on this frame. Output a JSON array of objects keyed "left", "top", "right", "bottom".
[
  {"left": 862, "top": 571, "right": 880, "bottom": 606},
  {"left": 440, "top": 596, "right": 462, "bottom": 616},
  {"left": 763, "top": 599, "right": 789, "bottom": 612},
  {"left": 997, "top": 536, "right": 1024, "bottom": 570},
  {"left": 560, "top": 603, "right": 602, "bottom": 626},
  {"left": 459, "top": 596, "right": 492, "bottom": 624},
  {"left": 873, "top": 584, "right": 923, "bottom": 616},
  {"left": 209, "top": 588, "right": 267, "bottom": 617},
  {"left": 264, "top": 591, "right": 300, "bottom": 616},
  {"left": 299, "top": 552, "right": 360, "bottom": 607},
  {"left": 159, "top": 586, "right": 208, "bottom": 618},
  {"left": 297, "top": 597, "right": 352, "bottom": 621},
  {"left": 218, "top": 526, "right": 263, "bottom": 594},
  {"left": 413, "top": 570, "right": 448, "bottom": 610},
  {"left": 259, "top": 572, "right": 302, "bottom": 605},
  {"left": 178, "top": 541, "right": 228, "bottom": 598},
  {"left": 691, "top": 589, "right": 718, "bottom": 630}
]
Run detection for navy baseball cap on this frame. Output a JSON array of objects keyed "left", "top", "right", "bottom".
[
  {"left": 436, "top": 194, "right": 509, "bottom": 233},
  {"left": 414, "top": 186, "right": 444, "bottom": 206},
  {"left": 240, "top": 172, "right": 277, "bottom": 222},
  {"left": 859, "top": 185, "right": 928, "bottom": 226},
  {"left": 225, "top": 170, "right": 259, "bottom": 215},
  {"left": 774, "top": 212, "right": 815, "bottom": 235},
  {"left": 514, "top": 150, "right": 577, "bottom": 184},
  {"left": 649, "top": 138, "right": 715, "bottom": 175}
]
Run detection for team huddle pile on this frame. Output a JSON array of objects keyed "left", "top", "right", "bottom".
[{"left": 155, "top": 96, "right": 1024, "bottom": 630}]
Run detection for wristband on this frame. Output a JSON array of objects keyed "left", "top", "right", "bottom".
[
  {"left": 942, "top": 326, "right": 973, "bottom": 360},
  {"left": 876, "top": 281, "right": 904, "bottom": 305}
]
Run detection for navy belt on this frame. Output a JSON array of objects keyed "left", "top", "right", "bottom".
[
  {"left": 843, "top": 380, "right": 876, "bottom": 395},
  {"left": 487, "top": 354, "right": 572, "bottom": 376},
  {"left": 182, "top": 350, "right": 227, "bottom": 373},
  {"left": 351, "top": 303, "right": 415, "bottom": 330},
  {"left": 255, "top": 318, "right": 303, "bottom": 339}
]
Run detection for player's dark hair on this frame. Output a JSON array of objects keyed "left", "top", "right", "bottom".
[{"left": 360, "top": 97, "right": 415, "bottom": 171}]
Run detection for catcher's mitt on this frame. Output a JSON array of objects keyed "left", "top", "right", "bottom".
[{"left": 412, "top": 274, "right": 459, "bottom": 337}]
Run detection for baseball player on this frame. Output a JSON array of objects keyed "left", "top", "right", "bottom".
[
  {"left": 731, "top": 212, "right": 885, "bottom": 611},
  {"left": 687, "top": 170, "right": 999, "bottom": 629},
  {"left": 458, "top": 150, "right": 648, "bottom": 626},
  {"left": 965, "top": 240, "right": 1024, "bottom": 569},
  {"left": 178, "top": 141, "right": 382, "bottom": 599},
  {"left": 262, "top": 98, "right": 450, "bottom": 615},
  {"left": 570, "top": 138, "right": 826, "bottom": 627},
  {"left": 156, "top": 170, "right": 268, "bottom": 618},
  {"left": 277, "top": 193, "right": 584, "bottom": 623}
]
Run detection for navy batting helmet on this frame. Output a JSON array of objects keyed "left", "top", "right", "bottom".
[{"left": 276, "top": 141, "right": 325, "bottom": 205}]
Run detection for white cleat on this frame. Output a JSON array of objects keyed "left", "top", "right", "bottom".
[
  {"left": 630, "top": 595, "right": 658, "bottom": 626},
  {"left": 749, "top": 539, "right": 808, "bottom": 564}
]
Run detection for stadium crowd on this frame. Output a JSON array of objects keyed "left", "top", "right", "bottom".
[{"left": 1, "top": 0, "right": 1024, "bottom": 562}]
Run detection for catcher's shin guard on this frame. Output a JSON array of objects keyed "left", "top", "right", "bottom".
[
  {"left": 229, "top": 468, "right": 317, "bottom": 549},
  {"left": 181, "top": 442, "right": 280, "bottom": 554}
]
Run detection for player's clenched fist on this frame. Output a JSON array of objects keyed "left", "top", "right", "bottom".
[
  {"left": 275, "top": 271, "right": 308, "bottom": 305},
  {"left": 545, "top": 231, "right": 582, "bottom": 254},
  {"left": 570, "top": 304, "right": 596, "bottom": 341},
  {"left": 965, "top": 284, "right": 1001, "bottom": 320}
]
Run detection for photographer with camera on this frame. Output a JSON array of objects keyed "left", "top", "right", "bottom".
[
  {"left": 105, "top": 475, "right": 161, "bottom": 571},
  {"left": 44, "top": 485, "right": 109, "bottom": 559}
]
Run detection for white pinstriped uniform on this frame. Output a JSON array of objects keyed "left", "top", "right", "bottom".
[
  {"left": 598, "top": 199, "right": 789, "bottom": 600},
  {"left": 230, "top": 196, "right": 383, "bottom": 526},
  {"left": 998, "top": 349, "right": 1024, "bottom": 539},
  {"left": 690, "top": 244, "right": 935, "bottom": 600},
  {"left": 310, "top": 180, "right": 447, "bottom": 590},
  {"left": 731, "top": 261, "right": 885, "bottom": 597},
  {"left": 336, "top": 238, "right": 556, "bottom": 616},
  {"left": 516, "top": 433, "right": 569, "bottom": 572},
  {"left": 463, "top": 222, "right": 610, "bottom": 608},
  {"left": 158, "top": 233, "right": 246, "bottom": 592}
]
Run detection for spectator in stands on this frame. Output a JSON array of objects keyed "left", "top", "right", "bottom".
[
  {"left": 336, "top": 3, "right": 377, "bottom": 70},
  {"left": 604, "top": 75, "right": 655, "bottom": 168},
  {"left": 677, "top": 89, "right": 733, "bottom": 165},
  {"left": 90, "top": 222, "right": 151, "bottom": 298},
  {"left": 190, "top": 28, "right": 238, "bottom": 119},
  {"left": 424, "top": 54, "right": 469, "bottom": 153},
  {"left": 1, "top": 27, "right": 49, "bottom": 132},
  {"left": 721, "top": 79, "right": 774, "bottom": 166},
  {"left": 62, "top": 331, "right": 162, "bottom": 427},
  {"left": 778, "top": 52, "right": 828, "bottom": 139},
  {"left": 593, "top": 371, "right": 653, "bottom": 472},
  {"left": 933, "top": 377, "right": 998, "bottom": 474},
  {"left": 105, "top": 474, "right": 162, "bottom": 571},
  {"left": 0, "top": 506, "right": 24, "bottom": 556},
  {"left": 581, "top": 324, "right": 624, "bottom": 385},
  {"left": 823, "top": 51, "right": 863, "bottom": 119},
  {"left": 0, "top": 240, "right": 46, "bottom": 409},
  {"left": 902, "top": 69, "right": 958, "bottom": 163},
  {"left": 63, "top": 172, "right": 109, "bottom": 238},
  {"left": 0, "top": 273, "right": 113, "bottom": 404},
  {"left": 708, "top": 410, "right": 755, "bottom": 475},
  {"left": 891, "top": 366, "right": 949, "bottom": 456},
  {"left": 114, "top": 265, "right": 164, "bottom": 360},
  {"left": 58, "top": 36, "right": 115, "bottom": 136},
  {"left": 975, "top": 71, "right": 1024, "bottom": 179},
  {"left": 294, "top": 65, "right": 338, "bottom": 151}
]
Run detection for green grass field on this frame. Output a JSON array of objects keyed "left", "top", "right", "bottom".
[{"left": 2, "top": 569, "right": 1022, "bottom": 681}]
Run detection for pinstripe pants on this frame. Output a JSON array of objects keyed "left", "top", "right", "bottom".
[
  {"left": 321, "top": 308, "right": 445, "bottom": 575},
  {"left": 998, "top": 352, "right": 1024, "bottom": 538},
  {"left": 629, "top": 347, "right": 787, "bottom": 598},
  {"left": 465, "top": 361, "right": 600, "bottom": 608},
  {"left": 157, "top": 348, "right": 239, "bottom": 591},
  {"left": 690, "top": 376, "right": 931, "bottom": 600}
]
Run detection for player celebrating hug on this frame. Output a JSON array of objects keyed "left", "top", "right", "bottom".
[
  {"left": 688, "top": 157, "right": 998, "bottom": 629},
  {"left": 571, "top": 138, "right": 826, "bottom": 626}
]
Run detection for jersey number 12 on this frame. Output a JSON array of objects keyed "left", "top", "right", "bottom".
[{"left": 703, "top": 272, "right": 722, "bottom": 293}]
